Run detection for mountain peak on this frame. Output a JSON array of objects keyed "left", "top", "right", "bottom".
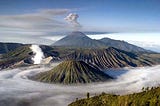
[
  {"left": 31, "top": 60, "right": 112, "bottom": 84},
  {"left": 68, "top": 31, "right": 87, "bottom": 37},
  {"left": 53, "top": 31, "right": 106, "bottom": 48}
]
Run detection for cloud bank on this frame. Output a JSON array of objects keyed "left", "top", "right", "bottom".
[{"left": 1, "top": 65, "right": 160, "bottom": 106}]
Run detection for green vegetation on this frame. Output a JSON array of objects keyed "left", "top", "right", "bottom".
[
  {"left": 69, "top": 87, "right": 160, "bottom": 106},
  {"left": 2, "top": 45, "right": 31, "bottom": 59},
  {"left": 0, "top": 45, "right": 32, "bottom": 69},
  {"left": 30, "top": 60, "right": 112, "bottom": 84}
]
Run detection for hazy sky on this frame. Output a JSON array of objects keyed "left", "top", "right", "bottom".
[
  {"left": 0, "top": 0, "right": 160, "bottom": 34},
  {"left": 0, "top": 0, "right": 160, "bottom": 52}
]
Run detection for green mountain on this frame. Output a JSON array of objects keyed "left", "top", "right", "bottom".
[
  {"left": 30, "top": 60, "right": 112, "bottom": 84},
  {"left": 69, "top": 87, "right": 160, "bottom": 106}
]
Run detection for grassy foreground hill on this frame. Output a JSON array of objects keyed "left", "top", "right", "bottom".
[
  {"left": 30, "top": 60, "right": 112, "bottom": 84},
  {"left": 69, "top": 87, "right": 160, "bottom": 106}
]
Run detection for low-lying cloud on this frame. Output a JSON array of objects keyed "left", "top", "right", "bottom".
[{"left": 0, "top": 65, "right": 160, "bottom": 106}]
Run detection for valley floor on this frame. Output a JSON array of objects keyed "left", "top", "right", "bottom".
[{"left": 0, "top": 64, "right": 160, "bottom": 106}]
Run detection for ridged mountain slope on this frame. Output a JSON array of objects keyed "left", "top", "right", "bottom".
[
  {"left": 60, "top": 47, "right": 154, "bottom": 69},
  {"left": 31, "top": 60, "right": 112, "bottom": 84}
]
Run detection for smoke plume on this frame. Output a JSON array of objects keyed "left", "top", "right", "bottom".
[
  {"left": 65, "top": 13, "right": 81, "bottom": 27},
  {"left": 30, "top": 45, "right": 44, "bottom": 64}
]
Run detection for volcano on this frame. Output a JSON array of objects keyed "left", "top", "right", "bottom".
[
  {"left": 31, "top": 60, "right": 112, "bottom": 84},
  {"left": 52, "top": 31, "right": 106, "bottom": 48}
]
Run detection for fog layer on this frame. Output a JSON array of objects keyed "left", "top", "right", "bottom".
[{"left": 0, "top": 64, "right": 160, "bottom": 106}]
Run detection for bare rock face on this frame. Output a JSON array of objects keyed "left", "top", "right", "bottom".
[{"left": 41, "top": 56, "right": 53, "bottom": 64}]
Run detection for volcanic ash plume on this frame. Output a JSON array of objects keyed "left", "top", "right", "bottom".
[
  {"left": 30, "top": 45, "right": 44, "bottom": 64},
  {"left": 65, "top": 13, "right": 81, "bottom": 27}
]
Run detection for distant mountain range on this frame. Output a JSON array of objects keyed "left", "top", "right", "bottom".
[
  {"left": 1, "top": 43, "right": 160, "bottom": 70},
  {"left": 0, "top": 31, "right": 153, "bottom": 54},
  {"left": 0, "top": 31, "right": 159, "bottom": 70},
  {"left": 99, "top": 37, "right": 149, "bottom": 53},
  {"left": 53, "top": 31, "right": 151, "bottom": 53},
  {"left": 30, "top": 60, "right": 112, "bottom": 84}
]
